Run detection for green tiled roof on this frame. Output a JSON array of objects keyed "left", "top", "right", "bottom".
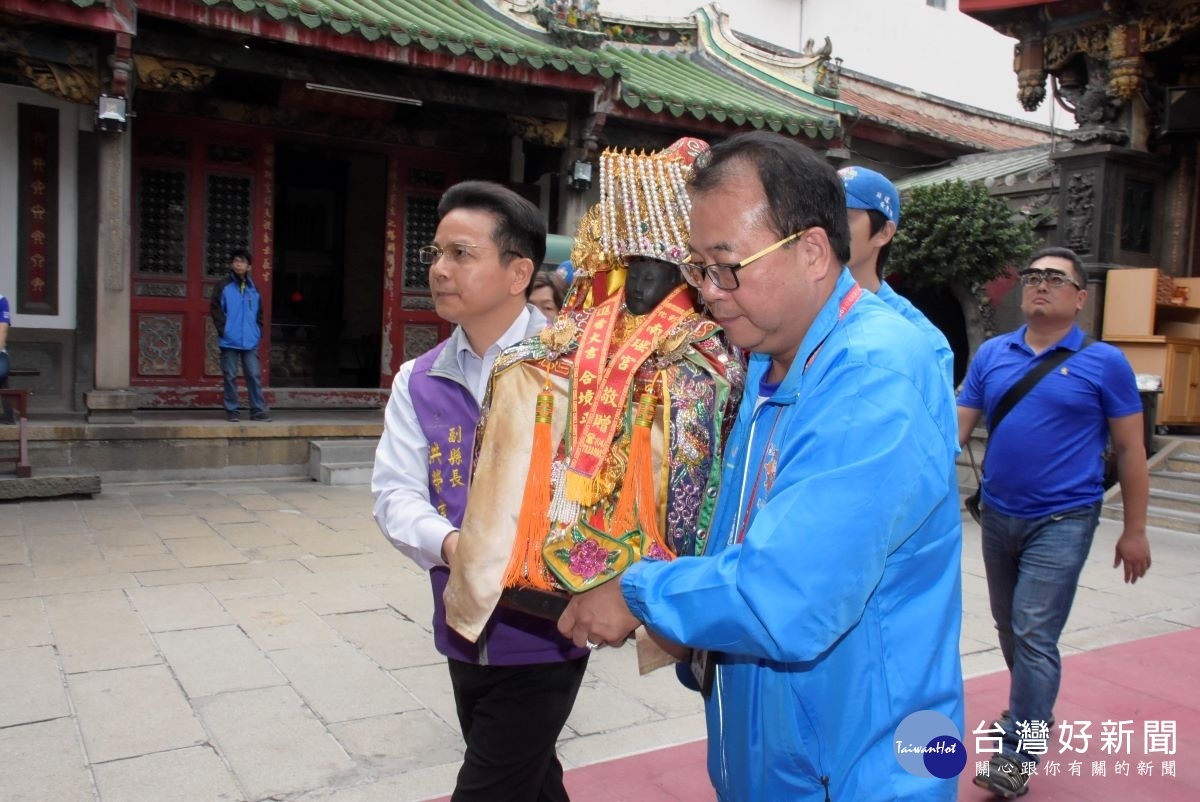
[
  {"left": 60, "top": 1, "right": 843, "bottom": 137},
  {"left": 605, "top": 45, "right": 839, "bottom": 138},
  {"left": 192, "top": 0, "right": 619, "bottom": 77}
]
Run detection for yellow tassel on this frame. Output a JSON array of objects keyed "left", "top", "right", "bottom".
[
  {"left": 564, "top": 468, "right": 601, "bottom": 506},
  {"left": 503, "top": 385, "right": 555, "bottom": 590},
  {"left": 611, "top": 393, "right": 670, "bottom": 560}
]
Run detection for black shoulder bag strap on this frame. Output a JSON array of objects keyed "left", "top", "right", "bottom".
[
  {"left": 986, "top": 336, "right": 1097, "bottom": 435},
  {"left": 967, "top": 337, "right": 1098, "bottom": 519}
]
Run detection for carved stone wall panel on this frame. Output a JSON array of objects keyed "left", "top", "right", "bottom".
[
  {"left": 401, "top": 295, "right": 435, "bottom": 310},
  {"left": 403, "top": 325, "right": 440, "bottom": 363},
  {"left": 1064, "top": 169, "right": 1096, "bottom": 255},
  {"left": 137, "top": 314, "right": 184, "bottom": 376},
  {"left": 134, "top": 281, "right": 187, "bottom": 297},
  {"left": 204, "top": 318, "right": 220, "bottom": 377}
]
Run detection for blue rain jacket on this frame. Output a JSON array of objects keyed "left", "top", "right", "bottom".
[
  {"left": 623, "top": 269, "right": 964, "bottom": 802},
  {"left": 211, "top": 273, "right": 263, "bottom": 351}
]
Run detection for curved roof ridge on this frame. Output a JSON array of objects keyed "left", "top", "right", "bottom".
[{"left": 692, "top": 2, "right": 856, "bottom": 117}]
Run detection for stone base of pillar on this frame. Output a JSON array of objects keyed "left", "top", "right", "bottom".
[{"left": 85, "top": 389, "right": 143, "bottom": 423}]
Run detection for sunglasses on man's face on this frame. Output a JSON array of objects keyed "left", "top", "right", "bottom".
[{"left": 1018, "top": 269, "right": 1083, "bottom": 290}]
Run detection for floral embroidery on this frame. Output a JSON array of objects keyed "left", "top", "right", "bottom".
[{"left": 566, "top": 538, "right": 612, "bottom": 580}]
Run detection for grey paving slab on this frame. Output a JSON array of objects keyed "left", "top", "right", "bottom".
[
  {"left": 292, "top": 766, "right": 462, "bottom": 802},
  {"left": 0, "top": 478, "right": 1194, "bottom": 802},
  {"left": 24, "top": 520, "right": 90, "bottom": 537},
  {"left": 275, "top": 572, "right": 388, "bottom": 616},
  {"left": 155, "top": 624, "right": 287, "bottom": 698},
  {"left": 0, "top": 533, "right": 26, "bottom": 565},
  {"left": 0, "top": 644, "right": 70, "bottom": 726},
  {"left": 0, "top": 563, "right": 34, "bottom": 581},
  {"left": 0, "top": 717, "right": 94, "bottom": 802},
  {"left": 69, "top": 663, "right": 207, "bottom": 763},
  {"left": 133, "top": 566, "right": 232, "bottom": 587},
  {"left": 241, "top": 543, "right": 311, "bottom": 561},
  {"left": 390, "top": 664, "right": 460, "bottom": 734},
  {"left": 580, "top": 645, "right": 706, "bottom": 720},
  {"left": 223, "top": 558, "right": 315, "bottom": 581},
  {"left": 196, "top": 685, "right": 355, "bottom": 800},
  {"left": 559, "top": 711, "right": 708, "bottom": 770},
  {"left": 91, "top": 745, "right": 244, "bottom": 802},
  {"left": 565, "top": 670, "right": 661, "bottom": 736},
  {"left": 288, "top": 529, "right": 370, "bottom": 558},
  {"left": 268, "top": 641, "right": 423, "bottom": 723},
  {"left": 29, "top": 535, "right": 103, "bottom": 565},
  {"left": 164, "top": 536, "right": 248, "bottom": 567},
  {"left": 127, "top": 583, "right": 233, "bottom": 632},
  {"left": 147, "top": 515, "right": 219, "bottom": 539},
  {"left": 195, "top": 506, "right": 261, "bottom": 525},
  {"left": 92, "top": 527, "right": 165, "bottom": 548},
  {"left": 210, "top": 521, "right": 294, "bottom": 548},
  {"left": 328, "top": 709, "right": 462, "bottom": 776},
  {"left": 366, "top": 579, "right": 436, "bottom": 629},
  {"left": 99, "top": 541, "right": 170, "bottom": 559},
  {"left": 82, "top": 512, "right": 146, "bottom": 531},
  {"left": 106, "top": 553, "right": 185, "bottom": 573},
  {"left": 0, "top": 572, "right": 138, "bottom": 601},
  {"left": 0, "top": 596, "right": 50, "bottom": 647},
  {"left": 33, "top": 559, "right": 111, "bottom": 580},
  {"left": 222, "top": 593, "right": 342, "bottom": 651},
  {"left": 44, "top": 589, "right": 159, "bottom": 673},
  {"left": 203, "top": 576, "right": 286, "bottom": 600},
  {"left": 325, "top": 608, "right": 443, "bottom": 670}
]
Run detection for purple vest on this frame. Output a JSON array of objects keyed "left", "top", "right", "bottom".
[{"left": 409, "top": 341, "right": 585, "bottom": 666}]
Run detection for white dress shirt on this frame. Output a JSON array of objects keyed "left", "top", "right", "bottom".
[{"left": 371, "top": 306, "right": 541, "bottom": 570}]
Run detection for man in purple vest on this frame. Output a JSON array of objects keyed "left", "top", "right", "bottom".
[{"left": 372, "top": 181, "right": 588, "bottom": 802}]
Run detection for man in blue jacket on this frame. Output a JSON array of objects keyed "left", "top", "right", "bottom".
[
  {"left": 840, "top": 165, "right": 955, "bottom": 389},
  {"left": 210, "top": 248, "right": 271, "bottom": 422},
  {"left": 559, "top": 132, "right": 965, "bottom": 801}
]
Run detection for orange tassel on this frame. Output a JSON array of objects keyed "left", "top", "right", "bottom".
[
  {"left": 611, "top": 393, "right": 670, "bottom": 560},
  {"left": 503, "top": 384, "right": 556, "bottom": 590}
]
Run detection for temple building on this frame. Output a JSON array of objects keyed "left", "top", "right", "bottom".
[{"left": 0, "top": 0, "right": 1049, "bottom": 418}]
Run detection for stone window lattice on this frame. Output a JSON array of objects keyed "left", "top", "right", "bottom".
[
  {"left": 136, "top": 167, "right": 188, "bottom": 276},
  {"left": 205, "top": 173, "right": 253, "bottom": 277},
  {"left": 403, "top": 195, "right": 439, "bottom": 292}
]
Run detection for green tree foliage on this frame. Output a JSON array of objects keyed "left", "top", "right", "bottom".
[{"left": 890, "top": 180, "right": 1037, "bottom": 292}]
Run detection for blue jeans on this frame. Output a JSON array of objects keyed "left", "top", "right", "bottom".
[
  {"left": 980, "top": 501, "right": 1100, "bottom": 763},
  {"left": 219, "top": 347, "right": 267, "bottom": 415}
]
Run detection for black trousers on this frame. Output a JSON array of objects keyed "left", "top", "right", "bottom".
[{"left": 447, "top": 656, "right": 588, "bottom": 802}]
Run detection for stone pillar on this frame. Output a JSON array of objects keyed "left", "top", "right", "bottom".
[
  {"left": 87, "top": 126, "right": 139, "bottom": 421},
  {"left": 1053, "top": 144, "right": 1169, "bottom": 273},
  {"left": 1053, "top": 144, "right": 1170, "bottom": 339}
]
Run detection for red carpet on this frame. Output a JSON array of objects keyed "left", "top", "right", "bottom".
[{"left": 433, "top": 627, "right": 1200, "bottom": 801}]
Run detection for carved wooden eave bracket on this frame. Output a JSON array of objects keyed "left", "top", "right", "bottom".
[
  {"left": 133, "top": 54, "right": 216, "bottom": 93},
  {"left": 17, "top": 57, "right": 100, "bottom": 103},
  {"left": 1012, "top": 2, "right": 1200, "bottom": 114}
]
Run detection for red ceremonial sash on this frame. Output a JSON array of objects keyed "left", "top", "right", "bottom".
[{"left": 564, "top": 285, "right": 695, "bottom": 504}]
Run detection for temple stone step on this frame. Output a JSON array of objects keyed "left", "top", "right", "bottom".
[{"left": 309, "top": 439, "right": 378, "bottom": 486}]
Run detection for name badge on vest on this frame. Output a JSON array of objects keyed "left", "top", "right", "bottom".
[{"left": 690, "top": 648, "right": 716, "bottom": 698}]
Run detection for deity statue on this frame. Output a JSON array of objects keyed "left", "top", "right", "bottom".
[{"left": 444, "top": 141, "right": 744, "bottom": 666}]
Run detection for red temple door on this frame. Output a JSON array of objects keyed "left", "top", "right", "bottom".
[{"left": 130, "top": 117, "right": 272, "bottom": 387}]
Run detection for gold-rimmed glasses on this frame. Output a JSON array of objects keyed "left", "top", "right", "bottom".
[
  {"left": 418, "top": 243, "right": 522, "bottom": 266},
  {"left": 680, "top": 230, "right": 808, "bottom": 290}
]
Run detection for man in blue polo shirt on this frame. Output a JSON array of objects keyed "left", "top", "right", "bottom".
[{"left": 957, "top": 246, "right": 1151, "bottom": 798}]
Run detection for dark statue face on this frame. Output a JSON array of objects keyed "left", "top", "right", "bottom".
[{"left": 624, "top": 257, "right": 685, "bottom": 315}]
